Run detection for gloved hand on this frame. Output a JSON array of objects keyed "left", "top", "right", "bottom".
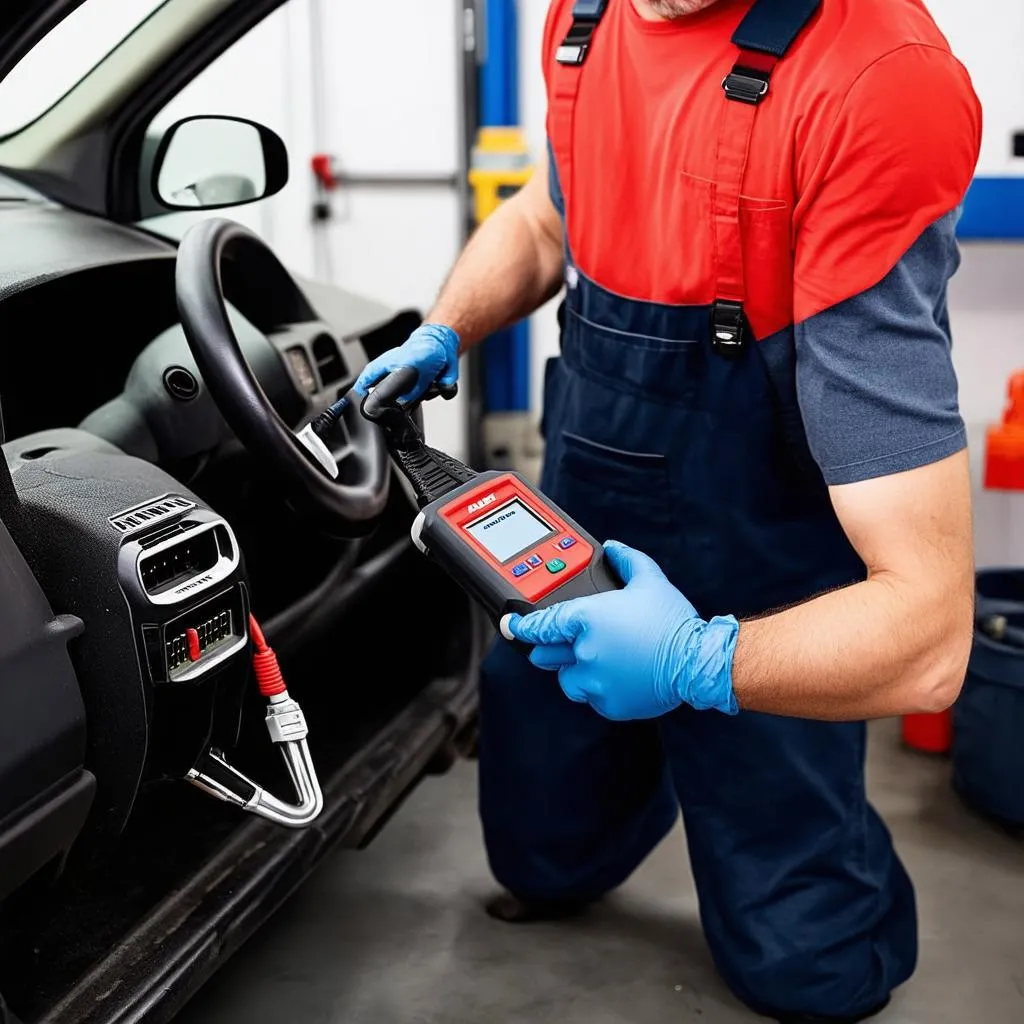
[
  {"left": 353, "top": 323, "right": 460, "bottom": 404},
  {"left": 508, "top": 541, "right": 740, "bottom": 721}
]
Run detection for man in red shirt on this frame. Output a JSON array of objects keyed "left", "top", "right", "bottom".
[{"left": 356, "top": 0, "right": 982, "bottom": 1018}]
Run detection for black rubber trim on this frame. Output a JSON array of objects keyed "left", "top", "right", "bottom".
[{"left": 0, "top": 771, "right": 95, "bottom": 905}]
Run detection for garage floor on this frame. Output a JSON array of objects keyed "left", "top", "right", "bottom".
[{"left": 177, "top": 720, "right": 1024, "bottom": 1024}]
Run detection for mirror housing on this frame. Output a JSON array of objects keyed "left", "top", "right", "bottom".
[{"left": 148, "top": 115, "right": 288, "bottom": 213}]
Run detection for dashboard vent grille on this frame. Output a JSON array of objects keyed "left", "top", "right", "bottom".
[
  {"left": 110, "top": 495, "right": 195, "bottom": 535},
  {"left": 312, "top": 334, "right": 347, "bottom": 386}
]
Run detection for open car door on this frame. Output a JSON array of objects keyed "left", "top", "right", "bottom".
[{"left": 0, "top": 447, "right": 94, "bottom": 906}]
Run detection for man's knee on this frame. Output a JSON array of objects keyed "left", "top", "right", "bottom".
[
  {"left": 709, "top": 888, "right": 918, "bottom": 1019},
  {"left": 726, "top": 944, "right": 910, "bottom": 1019},
  {"left": 482, "top": 774, "right": 678, "bottom": 907},
  {"left": 478, "top": 638, "right": 678, "bottom": 904}
]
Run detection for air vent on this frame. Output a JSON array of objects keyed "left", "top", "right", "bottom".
[
  {"left": 110, "top": 496, "right": 195, "bottom": 535},
  {"left": 284, "top": 347, "right": 317, "bottom": 395},
  {"left": 311, "top": 334, "right": 347, "bottom": 386}
]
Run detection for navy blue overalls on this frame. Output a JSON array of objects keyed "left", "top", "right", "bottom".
[{"left": 478, "top": 0, "right": 918, "bottom": 1017}]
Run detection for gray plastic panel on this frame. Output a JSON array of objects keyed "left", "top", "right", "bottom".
[
  {"left": 0, "top": 204, "right": 173, "bottom": 303},
  {"left": 0, "top": 491, "right": 91, "bottom": 897}
]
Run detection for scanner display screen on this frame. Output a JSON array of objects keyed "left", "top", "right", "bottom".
[{"left": 465, "top": 499, "right": 552, "bottom": 563}]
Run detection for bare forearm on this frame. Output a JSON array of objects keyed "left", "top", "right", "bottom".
[
  {"left": 731, "top": 574, "right": 971, "bottom": 719},
  {"left": 730, "top": 452, "right": 974, "bottom": 720},
  {"left": 428, "top": 175, "right": 564, "bottom": 349}
]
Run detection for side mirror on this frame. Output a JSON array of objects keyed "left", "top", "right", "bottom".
[{"left": 149, "top": 115, "right": 288, "bottom": 212}]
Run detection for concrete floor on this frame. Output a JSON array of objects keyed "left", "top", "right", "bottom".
[{"left": 177, "top": 720, "right": 1024, "bottom": 1024}]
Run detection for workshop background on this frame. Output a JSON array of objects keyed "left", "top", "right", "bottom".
[
  {"left": 17, "top": 0, "right": 1023, "bottom": 566},
  {"left": 14, "top": 2, "right": 1019, "bottom": 1022},
  {"left": 167, "top": 0, "right": 1024, "bottom": 569}
]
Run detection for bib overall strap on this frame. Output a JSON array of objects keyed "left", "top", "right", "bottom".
[
  {"left": 711, "top": 0, "right": 821, "bottom": 357},
  {"left": 556, "top": 0, "right": 610, "bottom": 67},
  {"left": 551, "top": 0, "right": 610, "bottom": 218}
]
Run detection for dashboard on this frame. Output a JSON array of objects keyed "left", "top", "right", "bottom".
[
  {"left": 0, "top": 173, "right": 433, "bottom": 840},
  {"left": 0, "top": 173, "right": 414, "bottom": 456},
  {"left": 0, "top": 171, "right": 425, "bottom": 624}
]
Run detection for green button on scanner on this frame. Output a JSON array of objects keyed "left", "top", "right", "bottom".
[{"left": 546, "top": 558, "right": 567, "bottom": 574}]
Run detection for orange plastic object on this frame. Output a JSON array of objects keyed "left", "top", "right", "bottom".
[
  {"left": 985, "top": 371, "right": 1024, "bottom": 490},
  {"left": 901, "top": 711, "right": 953, "bottom": 754}
]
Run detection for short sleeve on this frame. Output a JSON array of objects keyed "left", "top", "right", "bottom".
[
  {"left": 796, "top": 212, "right": 966, "bottom": 486},
  {"left": 793, "top": 44, "right": 982, "bottom": 324}
]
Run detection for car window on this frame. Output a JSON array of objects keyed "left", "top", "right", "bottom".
[
  {"left": 0, "top": 0, "right": 169, "bottom": 138},
  {"left": 137, "top": 4, "right": 302, "bottom": 245}
]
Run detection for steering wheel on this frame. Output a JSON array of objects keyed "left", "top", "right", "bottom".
[{"left": 175, "top": 218, "right": 390, "bottom": 532}]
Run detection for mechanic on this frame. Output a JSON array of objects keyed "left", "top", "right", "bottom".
[{"left": 354, "top": 0, "right": 981, "bottom": 1020}]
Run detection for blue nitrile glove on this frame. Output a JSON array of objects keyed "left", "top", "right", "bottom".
[
  {"left": 508, "top": 541, "right": 740, "bottom": 721},
  {"left": 353, "top": 323, "right": 460, "bottom": 404}
]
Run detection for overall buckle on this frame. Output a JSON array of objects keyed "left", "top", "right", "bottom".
[
  {"left": 556, "top": 20, "right": 598, "bottom": 66},
  {"left": 556, "top": 1, "right": 608, "bottom": 66},
  {"left": 712, "top": 300, "right": 746, "bottom": 357},
  {"left": 722, "top": 66, "right": 771, "bottom": 104}
]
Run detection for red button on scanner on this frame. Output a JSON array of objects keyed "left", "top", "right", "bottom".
[{"left": 186, "top": 627, "right": 201, "bottom": 663}]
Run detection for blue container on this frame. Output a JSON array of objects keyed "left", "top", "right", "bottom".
[{"left": 953, "top": 569, "right": 1024, "bottom": 827}]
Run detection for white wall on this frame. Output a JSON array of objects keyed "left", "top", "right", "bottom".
[
  {"left": 928, "top": 0, "right": 1024, "bottom": 180},
  {"left": 949, "top": 247, "right": 1024, "bottom": 566},
  {"left": 926, "top": 0, "right": 1024, "bottom": 564},
  {"left": 521, "top": 0, "right": 562, "bottom": 417},
  {"left": 311, "top": 0, "right": 468, "bottom": 457},
  {"left": 144, "top": 3, "right": 318, "bottom": 275}
]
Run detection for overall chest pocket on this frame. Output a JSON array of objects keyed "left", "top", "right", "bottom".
[
  {"left": 548, "top": 431, "right": 675, "bottom": 564},
  {"left": 678, "top": 171, "right": 794, "bottom": 331}
]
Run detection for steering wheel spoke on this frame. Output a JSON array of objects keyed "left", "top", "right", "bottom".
[{"left": 175, "top": 219, "right": 390, "bottom": 533}]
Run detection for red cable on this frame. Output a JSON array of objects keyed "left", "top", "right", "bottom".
[{"left": 249, "top": 613, "right": 287, "bottom": 697}]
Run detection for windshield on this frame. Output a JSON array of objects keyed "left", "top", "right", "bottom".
[{"left": 0, "top": 0, "right": 168, "bottom": 138}]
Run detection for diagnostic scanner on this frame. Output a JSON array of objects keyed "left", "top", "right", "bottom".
[
  {"left": 411, "top": 468, "right": 620, "bottom": 638},
  {"left": 320, "top": 366, "right": 621, "bottom": 635}
]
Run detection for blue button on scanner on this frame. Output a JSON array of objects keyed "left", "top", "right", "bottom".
[
  {"left": 512, "top": 563, "right": 531, "bottom": 578},
  {"left": 559, "top": 537, "right": 577, "bottom": 550},
  {"left": 526, "top": 554, "right": 543, "bottom": 567}
]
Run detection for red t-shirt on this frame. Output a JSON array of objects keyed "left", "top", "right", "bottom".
[{"left": 542, "top": 0, "right": 982, "bottom": 341}]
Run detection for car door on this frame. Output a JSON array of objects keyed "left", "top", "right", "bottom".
[{"left": 0, "top": 453, "right": 94, "bottom": 902}]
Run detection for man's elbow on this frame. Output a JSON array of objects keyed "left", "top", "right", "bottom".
[{"left": 903, "top": 613, "right": 973, "bottom": 714}]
